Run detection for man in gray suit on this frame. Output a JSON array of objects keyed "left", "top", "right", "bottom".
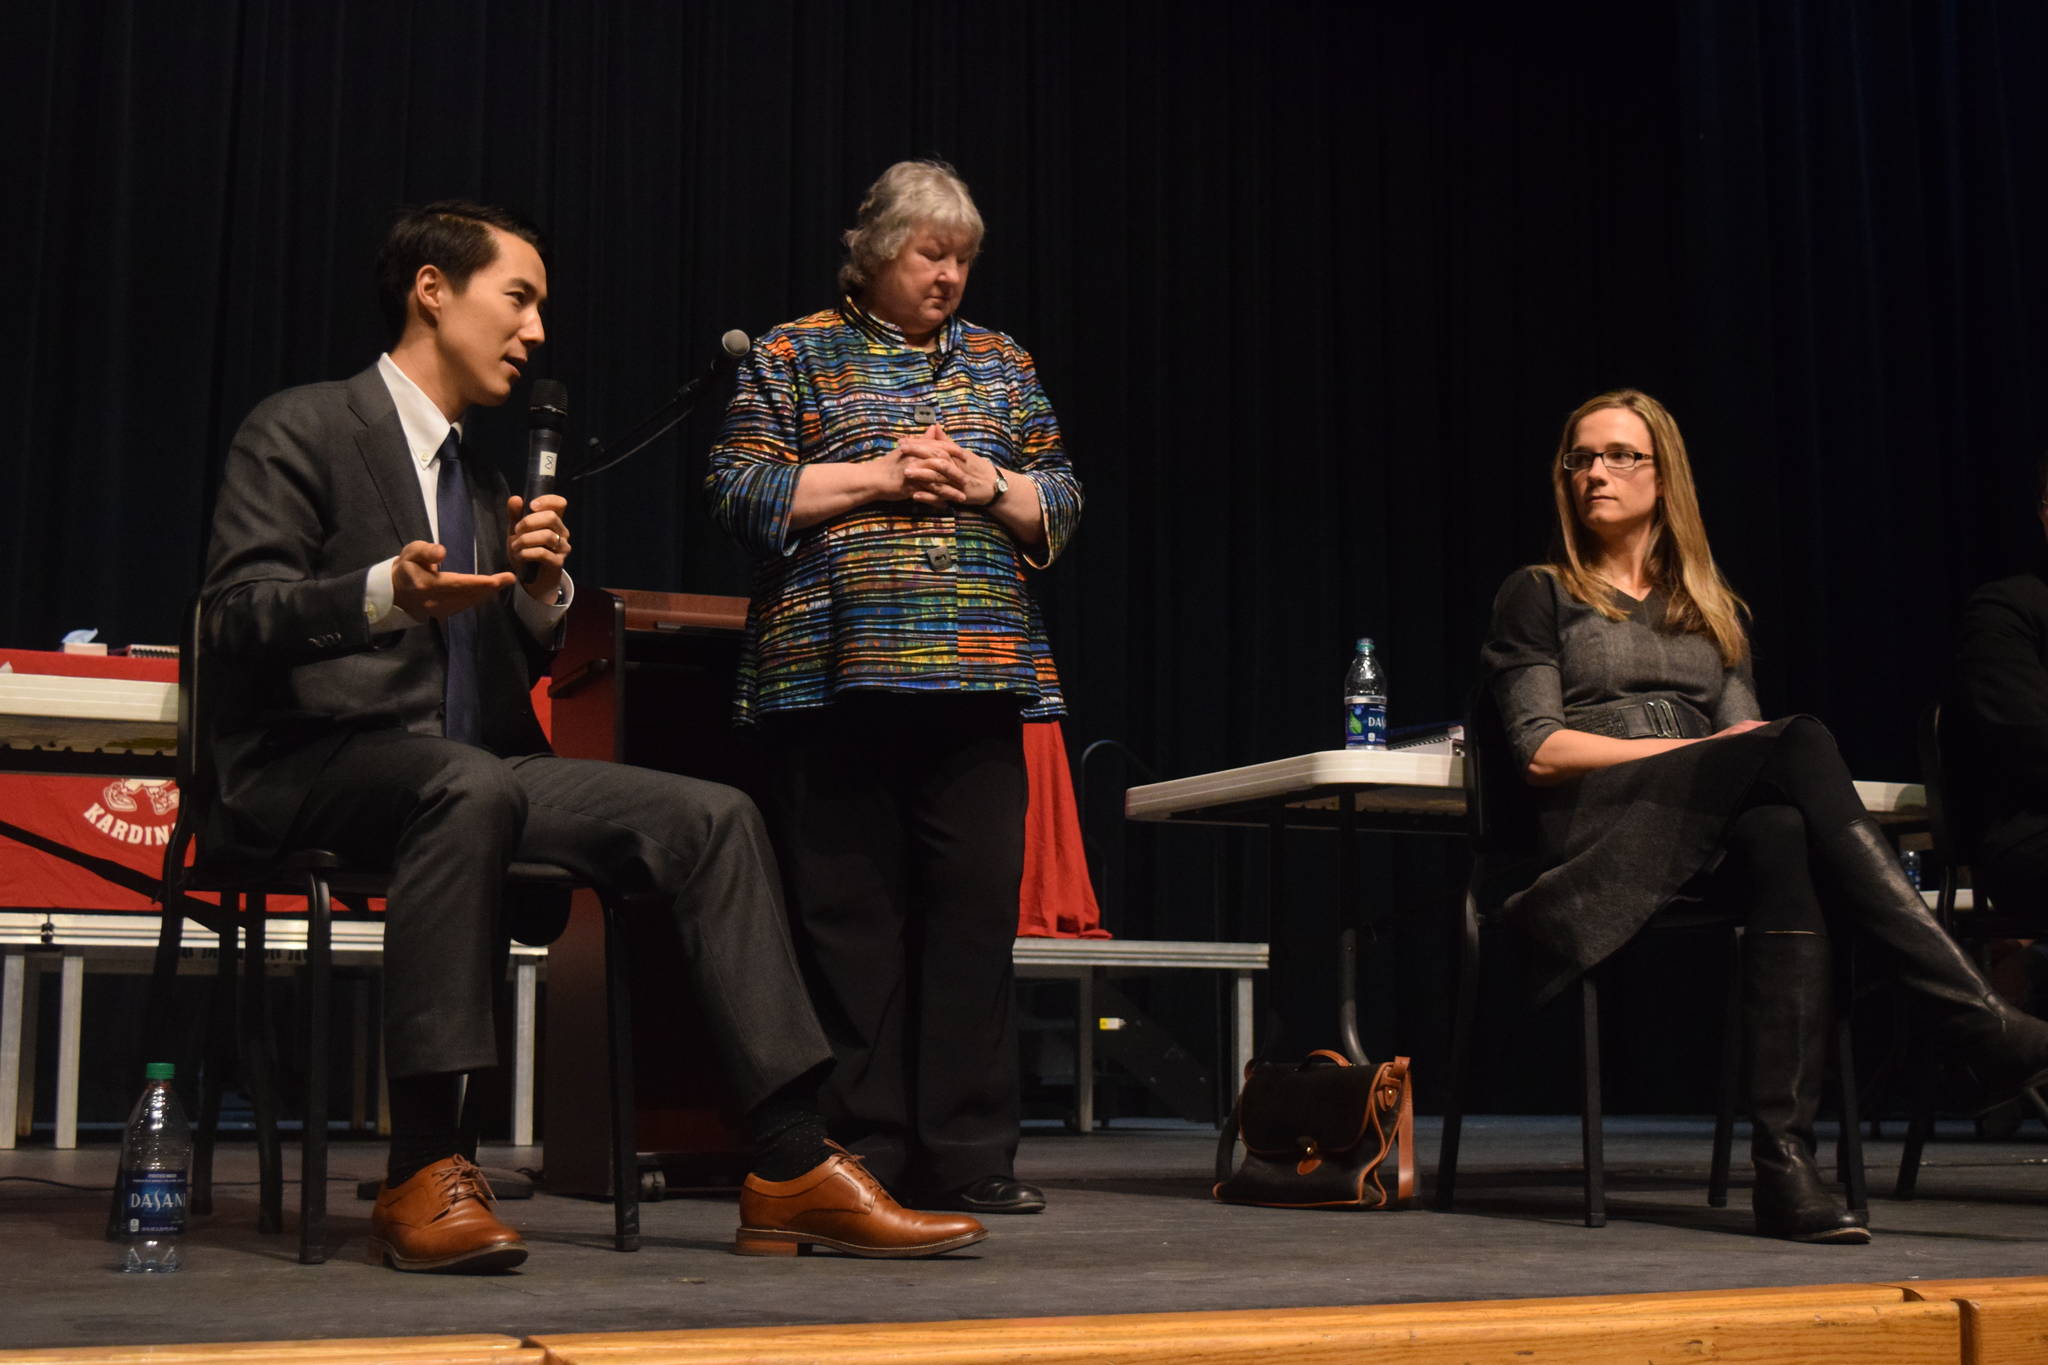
[{"left": 201, "top": 202, "right": 985, "bottom": 1271}]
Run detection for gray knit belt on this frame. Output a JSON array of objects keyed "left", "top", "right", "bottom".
[{"left": 1566, "top": 695, "right": 1713, "bottom": 741}]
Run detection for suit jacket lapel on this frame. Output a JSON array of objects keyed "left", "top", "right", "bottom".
[{"left": 345, "top": 364, "right": 434, "bottom": 548}]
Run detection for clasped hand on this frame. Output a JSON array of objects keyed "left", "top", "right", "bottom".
[
  {"left": 883, "top": 424, "right": 999, "bottom": 508},
  {"left": 392, "top": 493, "right": 571, "bottom": 619}
]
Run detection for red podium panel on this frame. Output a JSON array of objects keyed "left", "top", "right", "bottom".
[{"left": 542, "top": 589, "right": 760, "bottom": 1195}]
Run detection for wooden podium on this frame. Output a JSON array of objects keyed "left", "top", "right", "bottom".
[{"left": 541, "top": 588, "right": 764, "bottom": 1197}]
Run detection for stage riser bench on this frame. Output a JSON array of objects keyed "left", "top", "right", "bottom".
[
  {"left": 1013, "top": 938, "right": 1268, "bottom": 1132},
  {"left": 3, "top": 921, "right": 1266, "bottom": 1147}
]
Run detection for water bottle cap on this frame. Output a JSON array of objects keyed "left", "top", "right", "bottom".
[
  {"left": 1357, "top": 637, "right": 1375, "bottom": 651},
  {"left": 144, "top": 1062, "right": 174, "bottom": 1081}
]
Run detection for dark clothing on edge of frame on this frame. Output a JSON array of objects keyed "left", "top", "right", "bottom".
[{"left": 1953, "top": 557, "right": 2048, "bottom": 921}]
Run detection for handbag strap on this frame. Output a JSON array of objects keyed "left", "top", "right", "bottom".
[
  {"left": 1387, "top": 1056, "right": 1415, "bottom": 1207},
  {"left": 1353, "top": 1055, "right": 1416, "bottom": 1209}
]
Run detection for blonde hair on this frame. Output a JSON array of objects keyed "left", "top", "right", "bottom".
[
  {"left": 838, "top": 160, "right": 985, "bottom": 293},
  {"left": 1542, "top": 388, "right": 1750, "bottom": 666}
]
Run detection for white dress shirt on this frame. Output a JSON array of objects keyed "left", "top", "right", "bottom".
[{"left": 362, "top": 353, "right": 572, "bottom": 640}]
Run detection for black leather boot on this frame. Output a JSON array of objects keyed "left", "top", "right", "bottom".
[
  {"left": 1818, "top": 819, "right": 2048, "bottom": 1110},
  {"left": 1745, "top": 930, "right": 1870, "bottom": 1244}
]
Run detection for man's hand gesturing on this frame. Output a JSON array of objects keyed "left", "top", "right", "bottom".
[{"left": 391, "top": 541, "right": 515, "bottom": 619}]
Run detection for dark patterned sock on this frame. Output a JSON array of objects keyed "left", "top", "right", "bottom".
[
  {"left": 748, "top": 1075, "right": 834, "bottom": 1182},
  {"left": 386, "top": 1073, "right": 466, "bottom": 1187}
]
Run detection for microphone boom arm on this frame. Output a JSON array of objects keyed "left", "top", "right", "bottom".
[
  {"left": 570, "top": 330, "right": 751, "bottom": 483},
  {"left": 571, "top": 382, "right": 707, "bottom": 483}
]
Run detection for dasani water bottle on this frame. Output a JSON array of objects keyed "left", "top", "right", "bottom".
[
  {"left": 1343, "top": 638, "right": 1388, "bottom": 749},
  {"left": 117, "top": 1061, "right": 189, "bottom": 1273}
]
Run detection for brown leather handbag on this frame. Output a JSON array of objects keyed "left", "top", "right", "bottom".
[{"left": 1212, "top": 1051, "right": 1415, "bottom": 1209}]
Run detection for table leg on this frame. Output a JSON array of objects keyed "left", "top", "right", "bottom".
[
  {"left": 56, "top": 952, "right": 83, "bottom": 1149},
  {"left": 1265, "top": 814, "right": 1286, "bottom": 1055},
  {"left": 16, "top": 962, "right": 39, "bottom": 1141},
  {"left": 1231, "top": 969, "right": 1254, "bottom": 1089},
  {"left": 513, "top": 957, "right": 538, "bottom": 1147},
  {"left": 1337, "top": 794, "right": 1368, "bottom": 1066},
  {"left": 0, "top": 952, "right": 22, "bottom": 1149},
  {"left": 1076, "top": 968, "right": 1096, "bottom": 1134}
]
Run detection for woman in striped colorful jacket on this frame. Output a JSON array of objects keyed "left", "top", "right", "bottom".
[{"left": 708, "top": 160, "right": 1082, "bottom": 1218}]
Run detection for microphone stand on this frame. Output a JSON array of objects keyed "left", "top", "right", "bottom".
[{"left": 571, "top": 359, "right": 737, "bottom": 483}]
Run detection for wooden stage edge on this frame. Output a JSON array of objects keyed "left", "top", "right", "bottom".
[{"left": 4, "top": 1277, "right": 2047, "bottom": 1365}]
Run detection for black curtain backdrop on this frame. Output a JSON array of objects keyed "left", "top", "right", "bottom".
[{"left": 11, "top": 0, "right": 2047, "bottom": 1111}]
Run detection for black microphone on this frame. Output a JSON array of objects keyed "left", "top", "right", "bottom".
[
  {"left": 522, "top": 378, "right": 569, "bottom": 584},
  {"left": 668, "top": 330, "right": 752, "bottom": 410},
  {"left": 698, "top": 329, "right": 751, "bottom": 388}
]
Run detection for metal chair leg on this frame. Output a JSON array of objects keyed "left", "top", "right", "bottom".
[
  {"left": 142, "top": 900, "right": 185, "bottom": 1042},
  {"left": 1708, "top": 929, "right": 1742, "bottom": 1208},
  {"left": 1896, "top": 1074, "right": 1933, "bottom": 1199},
  {"left": 2021, "top": 1085, "right": 2048, "bottom": 1130},
  {"left": 192, "top": 919, "right": 235, "bottom": 1217},
  {"left": 1580, "top": 974, "right": 1605, "bottom": 1228},
  {"left": 300, "top": 873, "right": 332, "bottom": 1264},
  {"left": 1433, "top": 889, "right": 1482, "bottom": 1212},
  {"left": 601, "top": 899, "right": 641, "bottom": 1252},
  {"left": 1835, "top": 1016, "right": 1867, "bottom": 1217},
  {"left": 239, "top": 895, "right": 285, "bottom": 1235}
]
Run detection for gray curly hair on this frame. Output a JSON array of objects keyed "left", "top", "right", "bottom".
[{"left": 838, "top": 160, "right": 985, "bottom": 294}]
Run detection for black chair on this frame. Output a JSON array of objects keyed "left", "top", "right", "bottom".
[
  {"left": 143, "top": 599, "right": 644, "bottom": 1263},
  {"left": 1893, "top": 701, "right": 2048, "bottom": 1197},
  {"left": 1435, "top": 689, "right": 1866, "bottom": 1227}
]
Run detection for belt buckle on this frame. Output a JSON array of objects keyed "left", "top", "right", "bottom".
[{"left": 1649, "top": 698, "right": 1678, "bottom": 738}]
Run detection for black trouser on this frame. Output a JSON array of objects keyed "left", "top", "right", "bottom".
[
  {"left": 286, "top": 729, "right": 831, "bottom": 1106},
  {"left": 765, "top": 693, "right": 1027, "bottom": 1195},
  {"left": 1709, "top": 717, "right": 1872, "bottom": 935},
  {"left": 1979, "top": 826, "right": 2048, "bottom": 929}
]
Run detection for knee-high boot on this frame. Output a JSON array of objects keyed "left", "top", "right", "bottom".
[
  {"left": 1745, "top": 930, "right": 1869, "bottom": 1244},
  {"left": 1819, "top": 819, "right": 2048, "bottom": 1107}
]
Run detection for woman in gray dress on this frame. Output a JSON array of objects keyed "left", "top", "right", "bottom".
[{"left": 1480, "top": 387, "right": 2048, "bottom": 1243}]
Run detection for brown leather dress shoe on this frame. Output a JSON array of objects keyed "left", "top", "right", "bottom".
[
  {"left": 736, "top": 1146, "right": 987, "bottom": 1258},
  {"left": 367, "top": 1155, "right": 527, "bottom": 1273}
]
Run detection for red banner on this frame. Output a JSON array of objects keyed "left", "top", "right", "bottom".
[{"left": 0, "top": 650, "right": 180, "bottom": 911}]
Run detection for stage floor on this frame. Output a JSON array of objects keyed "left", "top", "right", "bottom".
[{"left": 5, "top": 1116, "right": 2048, "bottom": 1351}]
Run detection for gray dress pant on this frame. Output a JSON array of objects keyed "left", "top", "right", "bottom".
[{"left": 285, "top": 728, "right": 831, "bottom": 1106}]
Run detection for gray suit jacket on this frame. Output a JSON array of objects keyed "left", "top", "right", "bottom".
[{"left": 200, "top": 363, "right": 552, "bottom": 856}]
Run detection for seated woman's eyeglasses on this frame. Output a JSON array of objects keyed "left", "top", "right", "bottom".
[{"left": 1562, "top": 449, "right": 1653, "bottom": 472}]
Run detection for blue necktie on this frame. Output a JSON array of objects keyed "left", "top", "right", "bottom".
[{"left": 434, "top": 428, "right": 482, "bottom": 746}]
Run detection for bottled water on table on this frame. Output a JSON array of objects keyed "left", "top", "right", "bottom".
[
  {"left": 1343, "top": 637, "right": 1388, "bottom": 750},
  {"left": 117, "top": 1061, "right": 189, "bottom": 1273}
]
